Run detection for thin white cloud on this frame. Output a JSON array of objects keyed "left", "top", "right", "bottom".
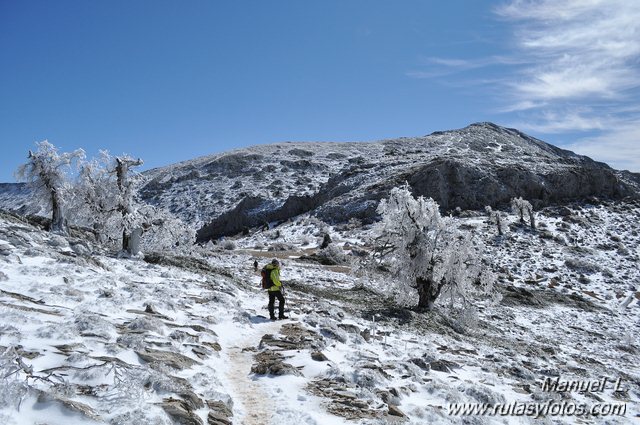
[
  {"left": 497, "top": 0, "right": 640, "bottom": 101},
  {"left": 511, "top": 108, "right": 606, "bottom": 133},
  {"left": 495, "top": 0, "right": 640, "bottom": 170},
  {"left": 406, "top": 1, "right": 640, "bottom": 170},
  {"left": 563, "top": 123, "right": 640, "bottom": 171},
  {"left": 495, "top": 100, "right": 547, "bottom": 113},
  {"left": 407, "top": 55, "right": 527, "bottom": 78}
]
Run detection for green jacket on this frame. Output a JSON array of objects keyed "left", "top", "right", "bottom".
[{"left": 265, "top": 264, "right": 282, "bottom": 292}]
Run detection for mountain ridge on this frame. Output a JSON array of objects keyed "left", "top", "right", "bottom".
[{"left": 1, "top": 122, "right": 638, "bottom": 241}]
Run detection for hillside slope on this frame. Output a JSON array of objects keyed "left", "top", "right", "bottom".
[{"left": 1, "top": 198, "right": 638, "bottom": 424}]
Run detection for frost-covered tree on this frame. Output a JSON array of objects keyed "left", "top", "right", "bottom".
[
  {"left": 372, "top": 185, "right": 494, "bottom": 311},
  {"left": 72, "top": 151, "right": 119, "bottom": 244},
  {"left": 15, "top": 141, "right": 84, "bottom": 234},
  {"left": 135, "top": 204, "right": 196, "bottom": 253},
  {"left": 73, "top": 151, "right": 194, "bottom": 254},
  {"left": 511, "top": 197, "right": 535, "bottom": 229},
  {"left": 485, "top": 206, "right": 505, "bottom": 236},
  {"left": 115, "top": 155, "right": 144, "bottom": 253}
]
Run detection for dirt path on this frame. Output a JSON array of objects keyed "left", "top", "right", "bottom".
[
  {"left": 226, "top": 341, "right": 270, "bottom": 425},
  {"left": 220, "top": 306, "right": 282, "bottom": 425}
]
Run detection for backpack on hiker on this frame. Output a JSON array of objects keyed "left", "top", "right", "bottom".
[{"left": 261, "top": 266, "right": 272, "bottom": 290}]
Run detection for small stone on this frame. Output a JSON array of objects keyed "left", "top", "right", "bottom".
[
  {"left": 208, "top": 411, "right": 232, "bottom": 425},
  {"left": 36, "top": 391, "right": 101, "bottom": 421},
  {"left": 388, "top": 404, "right": 406, "bottom": 417},
  {"left": 161, "top": 397, "right": 203, "bottom": 425},
  {"left": 207, "top": 342, "right": 222, "bottom": 351},
  {"left": 360, "top": 329, "right": 371, "bottom": 342},
  {"left": 337, "top": 323, "right": 361, "bottom": 334},
  {"left": 311, "top": 351, "right": 329, "bottom": 362},
  {"left": 430, "top": 359, "right": 460, "bottom": 373},
  {"left": 136, "top": 348, "right": 200, "bottom": 370},
  {"left": 180, "top": 391, "right": 205, "bottom": 410},
  {"left": 192, "top": 346, "right": 211, "bottom": 359},
  {"left": 408, "top": 357, "right": 430, "bottom": 371},
  {"left": 206, "top": 400, "right": 233, "bottom": 418}
]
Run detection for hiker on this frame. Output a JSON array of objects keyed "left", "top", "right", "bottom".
[
  {"left": 253, "top": 259, "right": 258, "bottom": 271},
  {"left": 264, "top": 259, "right": 287, "bottom": 320}
]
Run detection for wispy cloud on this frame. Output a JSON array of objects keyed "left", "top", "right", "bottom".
[
  {"left": 496, "top": 0, "right": 640, "bottom": 102},
  {"left": 496, "top": 0, "right": 640, "bottom": 170},
  {"left": 407, "top": 1, "right": 640, "bottom": 170},
  {"left": 564, "top": 124, "right": 640, "bottom": 171},
  {"left": 407, "top": 55, "right": 526, "bottom": 78},
  {"left": 510, "top": 108, "right": 607, "bottom": 132}
]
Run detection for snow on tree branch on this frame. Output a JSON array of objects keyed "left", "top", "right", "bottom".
[
  {"left": 370, "top": 184, "right": 495, "bottom": 312},
  {"left": 14, "top": 141, "right": 85, "bottom": 234}
]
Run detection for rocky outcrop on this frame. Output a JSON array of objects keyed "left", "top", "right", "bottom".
[
  {"left": 250, "top": 349, "right": 302, "bottom": 376},
  {"left": 406, "top": 156, "right": 632, "bottom": 211}
]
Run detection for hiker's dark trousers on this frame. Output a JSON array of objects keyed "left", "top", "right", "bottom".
[{"left": 268, "top": 290, "right": 285, "bottom": 318}]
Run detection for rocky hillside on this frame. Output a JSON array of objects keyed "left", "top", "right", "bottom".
[
  {"left": 139, "top": 122, "right": 637, "bottom": 241},
  {"left": 1, "top": 198, "right": 638, "bottom": 424},
  {"left": 1, "top": 123, "right": 638, "bottom": 242}
]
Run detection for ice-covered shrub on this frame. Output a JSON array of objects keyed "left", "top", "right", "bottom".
[
  {"left": 299, "top": 236, "right": 312, "bottom": 246},
  {"left": 565, "top": 257, "right": 601, "bottom": 274},
  {"left": 109, "top": 409, "right": 172, "bottom": 425},
  {"left": 511, "top": 197, "right": 535, "bottom": 229},
  {"left": 370, "top": 185, "right": 496, "bottom": 311},
  {"left": 0, "top": 348, "right": 29, "bottom": 409},
  {"left": 72, "top": 151, "right": 194, "bottom": 254},
  {"left": 351, "top": 367, "right": 383, "bottom": 389},
  {"left": 222, "top": 240, "right": 237, "bottom": 250},
  {"left": 485, "top": 205, "right": 506, "bottom": 236},
  {"left": 461, "top": 382, "right": 506, "bottom": 405},
  {"left": 268, "top": 242, "right": 293, "bottom": 251},
  {"left": 316, "top": 244, "right": 348, "bottom": 265},
  {"left": 74, "top": 312, "right": 114, "bottom": 339}
]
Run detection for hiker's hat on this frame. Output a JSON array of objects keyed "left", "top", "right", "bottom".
[{"left": 271, "top": 258, "right": 279, "bottom": 266}]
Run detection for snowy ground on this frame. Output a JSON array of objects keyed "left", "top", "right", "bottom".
[{"left": 0, "top": 201, "right": 639, "bottom": 424}]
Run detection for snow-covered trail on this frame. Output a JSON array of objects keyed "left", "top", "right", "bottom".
[
  {"left": 214, "top": 285, "right": 283, "bottom": 425},
  {"left": 213, "top": 265, "right": 347, "bottom": 425},
  {"left": 225, "top": 341, "right": 269, "bottom": 425}
]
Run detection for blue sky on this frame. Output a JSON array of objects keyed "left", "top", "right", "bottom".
[{"left": 1, "top": 0, "right": 639, "bottom": 182}]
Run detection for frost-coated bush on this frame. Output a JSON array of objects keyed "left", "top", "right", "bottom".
[
  {"left": 370, "top": 184, "right": 496, "bottom": 311},
  {"left": 74, "top": 312, "right": 114, "bottom": 339},
  {"left": 222, "top": 240, "right": 237, "bottom": 251},
  {"left": 268, "top": 242, "right": 293, "bottom": 251},
  {"left": 109, "top": 409, "right": 172, "bottom": 425},
  {"left": 316, "top": 243, "right": 348, "bottom": 265},
  {"left": 298, "top": 236, "right": 312, "bottom": 246},
  {"left": 565, "top": 257, "right": 601, "bottom": 274},
  {"left": 0, "top": 348, "right": 29, "bottom": 409},
  {"left": 462, "top": 382, "right": 506, "bottom": 405},
  {"left": 352, "top": 367, "right": 383, "bottom": 389},
  {"left": 511, "top": 197, "right": 535, "bottom": 229}
]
